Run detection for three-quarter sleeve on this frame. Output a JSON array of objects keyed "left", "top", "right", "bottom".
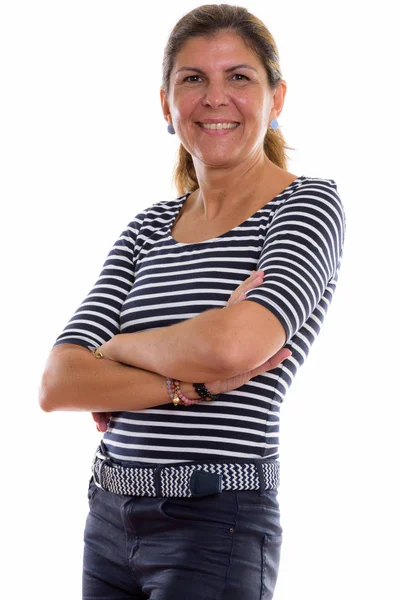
[
  {"left": 244, "top": 179, "right": 346, "bottom": 344},
  {"left": 53, "top": 213, "right": 146, "bottom": 351}
]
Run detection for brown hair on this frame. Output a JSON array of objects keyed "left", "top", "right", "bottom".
[{"left": 161, "top": 4, "right": 295, "bottom": 195}]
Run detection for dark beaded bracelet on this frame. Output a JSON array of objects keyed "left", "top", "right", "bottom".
[{"left": 192, "top": 383, "right": 220, "bottom": 402}]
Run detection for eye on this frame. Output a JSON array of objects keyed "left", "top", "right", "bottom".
[
  {"left": 183, "top": 75, "right": 203, "bottom": 83},
  {"left": 232, "top": 73, "right": 250, "bottom": 81}
]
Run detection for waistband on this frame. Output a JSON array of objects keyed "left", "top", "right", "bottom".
[{"left": 91, "top": 442, "right": 280, "bottom": 498}]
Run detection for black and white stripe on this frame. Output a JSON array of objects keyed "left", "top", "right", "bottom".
[
  {"left": 54, "top": 175, "right": 346, "bottom": 463},
  {"left": 92, "top": 444, "right": 280, "bottom": 497}
]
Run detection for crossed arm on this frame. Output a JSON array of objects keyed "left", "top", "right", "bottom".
[
  {"left": 96, "top": 301, "right": 286, "bottom": 382},
  {"left": 39, "top": 293, "right": 286, "bottom": 413}
]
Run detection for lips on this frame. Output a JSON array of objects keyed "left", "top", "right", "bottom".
[
  {"left": 198, "top": 122, "right": 239, "bottom": 130},
  {"left": 197, "top": 119, "right": 239, "bottom": 124},
  {"left": 197, "top": 119, "right": 239, "bottom": 123}
]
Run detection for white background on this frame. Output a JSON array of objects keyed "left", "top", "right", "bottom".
[{"left": 1, "top": 1, "right": 399, "bottom": 598}]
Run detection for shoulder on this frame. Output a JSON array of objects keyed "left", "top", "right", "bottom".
[
  {"left": 268, "top": 176, "right": 346, "bottom": 260},
  {"left": 142, "top": 193, "right": 189, "bottom": 220},
  {"left": 125, "top": 193, "right": 189, "bottom": 233},
  {"left": 288, "top": 176, "right": 344, "bottom": 210},
  {"left": 274, "top": 176, "right": 346, "bottom": 229}
]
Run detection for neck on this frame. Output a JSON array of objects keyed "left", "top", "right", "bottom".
[{"left": 191, "top": 151, "right": 274, "bottom": 221}]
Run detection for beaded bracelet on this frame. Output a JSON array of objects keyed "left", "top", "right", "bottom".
[
  {"left": 193, "top": 382, "right": 220, "bottom": 402},
  {"left": 166, "top": 377, "right": 201, "bottom": 407}
]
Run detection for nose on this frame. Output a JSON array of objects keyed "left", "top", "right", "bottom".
[{"left": 202, "top": 81, "right": 229, "bottom": 108}]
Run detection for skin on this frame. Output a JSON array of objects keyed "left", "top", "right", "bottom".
[{"left": 160, "top": 30, "right": 297, "bottom": 222}]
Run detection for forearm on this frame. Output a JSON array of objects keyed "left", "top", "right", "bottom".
[
  {"left": 100, "top": 308, "right": 238, "bottom": 382},
  {"left": 39, "top": 344, "right": 193, "bottom": 412}
]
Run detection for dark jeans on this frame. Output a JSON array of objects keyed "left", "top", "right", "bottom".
[{"left": 83, "top": 475, "right": 282, "bottom": 599}]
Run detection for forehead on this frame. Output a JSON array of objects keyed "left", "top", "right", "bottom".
[{"left": 173, "top": 31, "right": 264, "bottom": 72}]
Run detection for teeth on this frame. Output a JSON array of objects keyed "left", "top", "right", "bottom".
[{"left": 199, "top": 122, "right": 239, "bottom": 130}]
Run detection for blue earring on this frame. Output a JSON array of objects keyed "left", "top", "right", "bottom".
[
  {"left": 269, "top": 118, "right": 279, "bottom": 131},
  {"left": 167, "top": 123, "right": 176, "bottom": 135}
]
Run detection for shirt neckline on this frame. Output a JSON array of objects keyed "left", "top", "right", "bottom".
[{"left": 167, "top": 175, "right": 308, "bottom": 247}]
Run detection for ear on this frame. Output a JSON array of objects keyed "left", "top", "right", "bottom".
[
  {"left": 160, "top": 88, "right": 171, "bottom": 123},
  {"left": 271, "top": 80, "right": 287, "bottom": 121}
]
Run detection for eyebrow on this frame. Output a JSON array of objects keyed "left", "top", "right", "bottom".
[{"left": 175, "top": 63, "right": 258, "bottom": 74}]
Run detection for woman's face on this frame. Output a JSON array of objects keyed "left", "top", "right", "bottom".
[{"left": 160, "top": 31, "right": 285, "bottom": 169}]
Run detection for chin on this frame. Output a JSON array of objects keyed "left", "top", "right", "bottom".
[{"left": 195, "top": 150, "right": 242, "bottom": 168}]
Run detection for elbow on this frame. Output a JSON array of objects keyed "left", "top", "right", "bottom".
[
  {"left": 39, "top": 374, "right": 74, "bottom": 413},
  {"left": 204, "top": 325, "right": 252, "bottom": 379},
  {"left": 213, "top": 303, "right": 288, "bottom": 376},
  {"left": 212, "top": 336, "right": 249, "bottom": 378},
  {"left": 39, "top": 392, "right": 52, "bottom": 413},
  {"left": 214, "top": 330, "right": 269, "bottom": 377},
  {"left": 39, "top": 397, "right": 53, "bottom": 413},
  {"left": 38, "top": 371, "right": 57, "bottom": 412},
  {"left": 38, "top": 345, "right": 97, "bottom": 412},
  {"left": 38, "top": 350, "right": 72, "bottom": 412}
]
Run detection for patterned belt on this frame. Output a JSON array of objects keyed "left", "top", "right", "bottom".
[{"left": 91, "top": 443, "right": 280, "bottom": 498}]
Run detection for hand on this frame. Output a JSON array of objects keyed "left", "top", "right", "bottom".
[
  {"left": 225, "top": 269, "right": 265, "bottom": 308},
  {"left": 91, "top": 411, "right": 113, "bottom": 432},
  {"left": 204, "top": 346, "right": 291, "bottom": 396}
]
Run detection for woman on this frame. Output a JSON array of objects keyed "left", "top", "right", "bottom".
[{"left": 39, "top": 4, "right": 346, "bottom": 599}]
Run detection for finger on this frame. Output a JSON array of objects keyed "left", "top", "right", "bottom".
[
  {"left": 94, "top": 417, "right": 107, "bottom": 432},
  {"left": 97, "top": 419, "right": 108, "bottom": 432},
  {"left": 229, "top": 278, "right": 264, "bottom": 306},
  {"left": 227, "top": 271, "right": 265, "bottom": 308},
  {"left": 237, "top": 271, "right": 259, "bottom": 289},
  {"left": 92, "top": 411, "right": 112, "bottom": 421},
  {"left": 264, "top": 349, "right": 292, "bottom": 370},
  {"left": 91, "top": 412, "right": 101, "bottom": 423},
  {"left": 252, "top": 349, "right": 292, "bottom": 374},
  {"left": 92, "top": 412, "right": 111, "bottom": 432},
  {"left": 248, "top": 270, "right": 263, "bottom": 279},
  {"left": 237, "top": 272, "right": 264, "bottom": 296},
  {"left": 238, "top": 274, "right": 264, "bottom": 300},
  {"left": 245, "top": 272, "right": 264, "bottom": 289}
]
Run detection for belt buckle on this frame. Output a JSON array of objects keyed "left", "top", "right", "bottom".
[{"left": 190, "top": 470, "right": 222, "bottom": 497}]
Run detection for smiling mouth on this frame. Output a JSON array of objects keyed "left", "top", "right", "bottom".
[{"left": 197, "top": 122, "right": 240, "bottom": 130}]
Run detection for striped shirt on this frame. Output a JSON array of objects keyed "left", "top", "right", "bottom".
[{"left": 54, "top": 175, "right": 346, "bottom": 464}]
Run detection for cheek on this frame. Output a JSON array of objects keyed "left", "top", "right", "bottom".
[
  {"left": 235, "top": 91, "right": 267, "bottom": 115},
  {"left": 172, "top": 91, "right": 200, "bottom": 120}
]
